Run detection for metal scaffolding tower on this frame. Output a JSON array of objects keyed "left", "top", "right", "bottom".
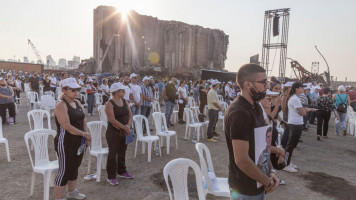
[{"left": 261, "top": 8, "right": 290, "bottom": 80}]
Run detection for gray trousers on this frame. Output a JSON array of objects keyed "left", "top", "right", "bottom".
[{"left": 207, "top": 109, "right": 219, "bottom": 139}]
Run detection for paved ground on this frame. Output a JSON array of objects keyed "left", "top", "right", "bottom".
[{"left": 0, "top": 94, "right": 355, "bottom": 200}]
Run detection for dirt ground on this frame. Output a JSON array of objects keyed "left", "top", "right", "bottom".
[{"left": 0, "top": 94, "right": 355, "bottom": 200}]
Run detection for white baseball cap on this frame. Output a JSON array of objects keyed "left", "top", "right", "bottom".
[
  {"left": 338, "top": 85, "right": 346, "bottom": 92},
  {"left": 130, "top": 73, "right": 138, "bottom": 79},
  {"left": 62, "top": 78, "right": 81, "bottom": 88},
  {"left": 88, "top": 77, "right": 93, "bottom": 82},
  {"left": 142, "top": 76, "right": 150, "bottom": 82},
  {"left": 284, "top": 82, "right": 294, "bottom": 87},
  {"left": 211, "top": 80, "right": 221, "bottom": 86},
  {"left": 228, "top": 81, "right": 232, "bottom": 85},
  {"left": 110, "top": 83, "right": 127, "bottom": 92},
  {"left": 266, "top": 89, "right": 280, "bottom": 96}
]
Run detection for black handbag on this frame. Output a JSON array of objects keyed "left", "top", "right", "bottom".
[{"left": 336, "top": 95, "right": 347, "bottom": 113}]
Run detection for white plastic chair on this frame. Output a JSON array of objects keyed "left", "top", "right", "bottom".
[
  {"left": 87, "top": 121, "right": 108, "bottom": 182},
  {"left": 218, "top": 102, "right": 228, "bottom": 131},
  {"left": 171, "top": 103, "right": 179, "bottom": 124},
  {"left": 195, "top": 143, "right": 229, "bottom": 197},
  {"left": 27, "top": 109, "right": 52, "bottom": 131},
  {"left": 217, "top": 95, "right": 224, "bottom": 102},
  {"left": 152, "top": 112, "right": 178, "bottom": 154},
  {"left": 24, "top": 129, "right": 58, "bottom": 200},
  {"left": 0, "top": 117, "right": 10, "bottom": 162},
  {"left": 163, "top": 158, "right": 207, "bottom": 200},
  {"left": 95, "top": 93, "right": 103, "bottom": 106},
  {"left": 28, "top": 91, "right": 41, "bottom": 109},
  {"left": 44, "top": 91, "right": 55, "bottom": 99},
  {"left": 152, "top": 100, "right": 162, "bottom": 113},
  {"left": 98, "top": 105, "right": 108, "bottom": 122},
  {"left": 133, "top": 115, "right": 161, "bottom": 162},
  {"left": 184, "top": 108, "right": 204, "bottom": 141},
  {"left": 188, "top": 96, "right": 199, "bottom": 110},
  {"left": 154, "top": 91, "right": 159, "bottom": 101},
  {"left": 40, "top": 95, "right": 56, "bottom": 115}
]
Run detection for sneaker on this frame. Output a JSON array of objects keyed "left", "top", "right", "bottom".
[
  {"left": 213, "top": 132, "right": 220, "bottom": 137},
  {"left": 107, "top": 178, "right": 119, "bottom": 185},
  {"left": 66, "top": 189, "right": 86, "bottom": 199},
  {"left": 213, "top": 136, "right": 219, "bottom": 140},
  {"left": 117, "top": 172, "right": 133, "bottom": 179},
  {"left": 279, "top": 180, "right": 286, "bottom": 185},
  {"left": 290, "top": 163, "right": 298, "bottom": 169},
  {"left": 87, "top": 113, "right": 91, "bottom": 116},
  {"left": 283, "top": 165, "right": 298, "bottom": 173},
  {"left": 207, "top": 138, "right": 217, "bottom": 142}
]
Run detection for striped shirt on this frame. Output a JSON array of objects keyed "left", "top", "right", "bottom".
[{"left": 141, "top": 84, "right": 153, "bottom": 107}]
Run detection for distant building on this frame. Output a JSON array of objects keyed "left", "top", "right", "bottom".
[
  {"left": 24, "top": 57, "right": 29, "bottom": 63},
  {"left": 46, "top": 55, "right": 56, "bottom": 69},
  {"left": 7, "top": 59, "right": 14, "bottom": 62},
  {"left": 58, "top": 58, "right": 67, "bottom": 68},
  {"left": 73, "top": 56, "right": 80, "bottom": 63},
  {"left": 67, "top": 56, "right": 80, "bottom": 69}
]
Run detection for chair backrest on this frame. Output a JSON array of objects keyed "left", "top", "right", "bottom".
[
  {"left": 95, "top": 93, "right": 103, "bottom": 105},
  {"left": 187, "top": 97, "right": 196, "bottom": 108},
  {"left": 24, "top": 83, "right": 30, "bottom": 92},
  {"left": 195, "top": 143, "right": 215, "bottom": 191},
  {"left": 154, "top": 91, "right": 159, "bottom": 100},
  {"left": 218, "top": 95, "right": 224, "bottom": 102},
  {"left": 40, "top": 95, "right": 56, "bottom": 110},
  {"left": 44, "top": 91, "right": 55, "bottom": 98},
  {"left": 27, "top": 109, "right": 51, "bottom": 130},
  {"left": 152, "top": 112, "right": 168, "bottom": 135},
  {"left": 163, "top": 158, "right": 206, "bottom": 200},
  {"left": 133, "top": 115, "right": 151, "bottom": 139},
  {"left": 24, "top": 129, "right": 56, "bottom": 169},
  {"left": 29, "top": 92, "right": 39, "bottom": 103},
  {"left": 80, "top": 93, "right": 87, "bottom": 104},
  {"left": 98, "top": 105, "right": 108, "bottom": 122},
  {"left": 152, "top": 100, "right": 161, "bottom": 113},
  {"left": 87, "top": 121, "right": 107, "bottom": 151},
  {"left": 184, "top": 108, "right": 196, "bottom": 124}
]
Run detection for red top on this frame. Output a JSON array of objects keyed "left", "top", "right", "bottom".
[{"left": 347, "top": 90, "right": 356, "bottom": 100}]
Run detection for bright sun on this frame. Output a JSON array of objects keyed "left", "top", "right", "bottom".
[{"left": 115, "top": 3, "right": 134, "bottom": 21}]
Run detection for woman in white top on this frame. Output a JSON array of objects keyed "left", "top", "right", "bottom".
[
  {"left": 284, "top": 82, "right": 312, "bottom": 172},
  {"left": 177, "top": 80, "right": 188, "bottom": 124},
  {"left": 101, "top": 78, "right": 110, "bottom": 105}
]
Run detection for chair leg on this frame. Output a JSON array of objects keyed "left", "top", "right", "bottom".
[
  {"left": 43, "top": 171, "right": 51, "bottom": 200},
  {"left": 147, "top": 142, "right": 152, "bottom": 162},
  {"left": 175, "top": 134, "right": 178, "bottom": 150},
  {"left": 4, "top": 140, "right": 10, "bottom": 162},
  {"left": 158, "top": 140, "right": 162, "bottom": 157},
  {"left": 142, "top": 142, "right": 146, "bottom": 154},
  {"left": 222, "top": 118, "right": 225, "bottom": 131},
  {"left": 87, "top": 155, "right": 91, "bottom": 174},
  {"left": 185, "top": 126, "right": 188, "bottom": 139},
  {"left": 196, "top": 127, "right": 201, "bottom": 142},
  {"left": 96, "top": 156, "right": 102, "bottom": 182},
  {"left": 166, "top": 136, "right": 171, "bottom": 154},
  {"left": 30, "top": 172, "right": 36, "bottom": 196},
  {"left": 134, "top": 140, "right": 138, "bottom": 158}
]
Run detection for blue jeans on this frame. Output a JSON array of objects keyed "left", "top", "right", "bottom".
[
  {"left": 165, "top": 101, "right": 175, "bottom": 126},
  {"left": 335, "top": 111, "right": 347, "bottom": 134},
  {"left": 230, "top": 189, "right": 265, "bottom": 200},
  {"left": 130, "top": 105, "right": 141, "bottom": 116},
  {"left": 87, "top": 93, "right": 95, "bottom": 114}
]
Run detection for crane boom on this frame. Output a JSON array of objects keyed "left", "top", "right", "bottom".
[{"left": 28, "top": 39, "right": 43, "bottom": 64}]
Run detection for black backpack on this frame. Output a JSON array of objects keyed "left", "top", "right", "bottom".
[{"left": 336, "top": 95, "right": 347, "bottom": 113}]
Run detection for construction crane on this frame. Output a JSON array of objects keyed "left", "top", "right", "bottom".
[{"left": 28, "top": 39, "right": 43, "bottom": 64}]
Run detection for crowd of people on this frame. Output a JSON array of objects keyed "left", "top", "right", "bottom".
[{"left": 0, "top": 68, "right": 355, "bottom": 199}]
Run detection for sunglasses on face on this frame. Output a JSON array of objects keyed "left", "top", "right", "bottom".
[{"left": 67, "top": 88, "right": 80, "bottom": 92}]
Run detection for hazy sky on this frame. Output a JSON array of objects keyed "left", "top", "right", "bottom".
[{"left": 1, "top": 0, "right": 355, "bottom": 81}]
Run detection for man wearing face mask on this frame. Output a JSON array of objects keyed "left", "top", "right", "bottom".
[{"left": 225, "top": 64, "right": 279, "bottom": 200}]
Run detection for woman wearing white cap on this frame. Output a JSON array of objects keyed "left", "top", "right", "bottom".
[
  {"left": 332, "top": 85, "right": 350, "bottom": 136},
  {"left": 86, "top": 78, "right": 97, "bottom": 116},
  {"left": 105, "top": 83, "right": 133, "bottom": 185},
  {"left": 54, "top": 78, "right": 91, "bottom": 200}
]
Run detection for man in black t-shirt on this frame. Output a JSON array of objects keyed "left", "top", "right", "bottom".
[
  {"left": 163, "top": 78, "right": 177, "bottom": 127},
  {"left": 225, "top": 64, "right": 279, "bottom": 200},
  {"left": 29, "top": 72, "right": 40, "bottom": 95}
]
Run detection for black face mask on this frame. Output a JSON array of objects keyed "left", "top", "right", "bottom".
[
  {"left": 0, "top": 84, "right": 6, "bottom": 87},
  {"left": 249, "top": 82, "right": 266, "bottom": 102}
]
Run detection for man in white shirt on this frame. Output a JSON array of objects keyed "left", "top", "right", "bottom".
[
  {"left": 122, "top": 76, "right": 131, "bottom": 102},
  {"left": 129, "top": 73, "right": 142, "bottom": 115},
  {"left": 49, "top": 73, "right": 57, "bottom": 94},
  {"left": 78, "top": 74, "right": 86, "bottom": 94}
]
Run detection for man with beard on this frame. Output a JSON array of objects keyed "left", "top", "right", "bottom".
[{"left": 225, "top": 64, "right": 279, "bottom": 200}]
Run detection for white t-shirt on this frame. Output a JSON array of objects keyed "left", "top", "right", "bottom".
[
  {"left": 129, "top": 83, "right": 141, "bottom": 103},
  {"left": 50, "top": 76, "right": 57, "bottom": 88},
  {"left": 225, "top": 85, "right": 231, "bottom": 97},
  {"left": 123, "top": 85, "right": 131, "bottom": 101},
  {"left": 101, "top": 84, "right": 109, "bottom": 95},
  {"left": 178, "top": 87, "right": 187, "bottom": 99},
  {"left": 288, "top": 94, "right": 304, "bottom": 125}
]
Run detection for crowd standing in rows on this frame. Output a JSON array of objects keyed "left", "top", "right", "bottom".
[{"left": 0, "top": 68, "right": 355, "bottom": 199}]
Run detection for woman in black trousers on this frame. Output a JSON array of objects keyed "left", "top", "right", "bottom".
[
  {"left": 105, "top": 83, "right": 133, "bottom": 185},
  {"left": 315, "top": 87, "right": 339, "bottom": 140}
]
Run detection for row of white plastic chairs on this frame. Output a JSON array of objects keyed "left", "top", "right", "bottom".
[{"left": 163, "top": 143, "right": 230, "bottom": 200}]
